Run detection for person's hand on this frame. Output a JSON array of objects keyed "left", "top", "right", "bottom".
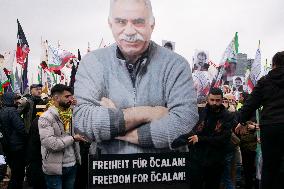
[
  {"left": 73, "top": 134, "right": 88, "bottom": 142},
  {"left": 115, "top": 129, "right": 138, "bottom": 144},
  {"left": 235, "top": 123, "right": 247, "bottom": 135},
  {"left": 188, "top": 135, "right": 199, "bottom": 144},
  {"left": 100, "top": 97, "right": 116, "bottom": 109},
  {"left": 147, "top": 106, "right": 168, "bottom": 122}
]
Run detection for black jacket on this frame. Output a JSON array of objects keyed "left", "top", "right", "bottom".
[
  {"left": 0, "top": 138, "right": 7, "bottom": 182},
  {"left": 18, "top": 95, "right": 45, "bottom": 133},
  {"left": 26, "top": 117, "right": 42, "bottom": 164},
  {"left": 189, "top": 104, "right": 234, "bottom": 166},
  {"left": 0, "top": 92, "right": 27, "bottom": 152},
  {"left": 239, "top": 66, "right": 284, "bottom": 126}
]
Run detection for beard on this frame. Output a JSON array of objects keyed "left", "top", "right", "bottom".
[
  {"left": 209, "top": 104, "right": 222, "bottom": 112},
  {"left": 59, "top": 101, "right": 71, "bottom": 109}
]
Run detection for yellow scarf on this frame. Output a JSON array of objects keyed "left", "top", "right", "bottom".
[{"left": 47, "top": 100, "right": 72, "bottom": 133}]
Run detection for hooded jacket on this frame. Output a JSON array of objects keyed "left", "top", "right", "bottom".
[
  {"left": 239, "top": 66, "right": 284, "bottom": 126},
  {"left": 0, "top": 92, "right": 27, "bottom": 152}
]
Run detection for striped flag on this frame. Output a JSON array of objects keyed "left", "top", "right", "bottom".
[
  {"left": 37, "top": 66, "right": 43, "bottom": 84},
  {"left": 213, "top": 32, "right": 239, "bottom": 88},
  {"left": 16, "top": 19, "right": 30, "bottom": 69},
  {"left": 47, "top": 45, "right": 76, "bottom": 72},
  {"left": 13, "top": 67, "right": 21, "bottom": 93},
  {"left": 0, "top": 69, "right": 9, "bottom": 93},
  {"left": 16, "top": 19, "right": 30, "bottom": 93},
  {"left": 247, "top": 41, "right": 262, "bottom": 93},
  {"left": 2, "top": 51, "right": 16, "bottom": 92}
]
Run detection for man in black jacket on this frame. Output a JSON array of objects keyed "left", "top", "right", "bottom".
[
  {"left": 188, "top": 88, "right": 234, "bottom": 189},
  {"left": 26, "top": 113, "right": 47, "bottom": 189},
  {"left": 0, "top": 92, "right": 27, "bottom": 189},
  {"left": 18, "top": 84, "right": 44, "bottom": 133},
  {"left": 236, "top": 51, "right": 284, "bottom": 189}
]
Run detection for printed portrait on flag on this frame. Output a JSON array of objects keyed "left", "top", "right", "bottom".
[
  {"left": 192, "top": 71, "right": 211, "bottom": 103},
  {"left": 193, "top": 50, "right": 209, "bottom": 71},
  {"left": 223, "top": 59, "right": 237, "bottom": 82},
  {"left": 232, "top": 76, "right": 244, "bottom": 92}
]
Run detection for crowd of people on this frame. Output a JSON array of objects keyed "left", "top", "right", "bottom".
[{"left": 0, "top": 0, "right": 283, "bottom": 189}]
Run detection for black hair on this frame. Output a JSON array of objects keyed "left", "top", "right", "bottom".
[
  {"left": 164, "top": 42, "right": 173, "bottom": 50},
  {"left": 0, "top": 54, "right": 4, "bottom": 59},
  {"left": 272, "top": 51, "right": 284, "bottom": 68},
  {"left": 51, "top": 84, "right": 73, "bottom": 96},
  {"left": 197, "top": 51, "right": 207, "bottom": 59},
  {"left": 209, "top": 87, "right": 223, "bottom": 98},
  {"left": 235, "top": 77, "right": 242, "bottom": 81}
]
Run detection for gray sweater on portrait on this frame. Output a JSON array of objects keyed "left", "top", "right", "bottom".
[{"left": 73, "top": 41, "right": 198, "bottom": 154}]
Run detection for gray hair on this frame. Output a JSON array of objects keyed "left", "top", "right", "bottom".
[{"left": 109, "top": 0, "right": 155, "bottom": 25}]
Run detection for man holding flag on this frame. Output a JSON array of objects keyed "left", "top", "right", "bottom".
[{"left": 235, "top": 51, "right": 284, "bottom": 189}]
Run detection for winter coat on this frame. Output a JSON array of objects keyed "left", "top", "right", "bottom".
[
  {"left": 239, "top": 66, "right": 284, "bottom": 126},
  {"left": 189, "top": 104, "right": 234, "bottom": 166},
  {"left": 38, "top": 106, "right": 81, "bottom": 175},
  {"left": 0, "top": 92, "right": 27, "bottom": 153}
]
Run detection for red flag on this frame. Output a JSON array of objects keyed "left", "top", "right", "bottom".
[{"left": 16, "top": 19, "right": 30, "bottom": 68}]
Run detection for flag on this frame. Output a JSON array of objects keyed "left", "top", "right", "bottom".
[
  {"left": 60, "top": 72, "right": 65, "bottom": 84},
  {"left": 16, "top": 19, "right": 30, "bottom": 68},
  {"left": 16, "top": 19, "right": 30, "bottom": 93},
  {"left": 37, "top": 65, "right": 43, "bottom": 84},
  {"left": 192, "top": 71, "right": 211, "bottom": 103},
  {"left": 40, "top": 40, "right": 49, "bottom": 70},
  {"left": 21, "top": 56, "right": 29, "bottom": 94},
  {"left": 213, "top": 32, "right": 239, "bottom": 88},
  {"left": 47, "top": 45, "right": 76, "bottom": 72},
  {"left": 3, "top": 51, "right": 15, "bottom": 74},
  {"left": 69, "top": 49, "right": 81, "bottom": 87},
  {"left": 13, "top": 67, "right": 21, "bottom": 93},
  {"left": 0, "top": 69, "right": 10, "bottom": 93},
  {"left": 3, "top": 51, "right": 16, "bottom": 92},
  {"left": 263, "top": 59, "right": 271, "bottom": 76},
  {"left": 247, "top": 41, "right": 262, "bottom": 93}
]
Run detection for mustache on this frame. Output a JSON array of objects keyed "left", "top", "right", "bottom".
[{"left": 119, "top": 33, "right": 145, "bottom": 43}]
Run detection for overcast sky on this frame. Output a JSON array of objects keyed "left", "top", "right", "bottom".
[{"left": 1, "top": 0, "right": 284, "bottom": 82}]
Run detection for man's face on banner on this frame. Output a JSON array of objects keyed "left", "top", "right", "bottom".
[
  {"left": 197, "top": 52, "right": 207, "bottom": 67},
  {"left": 225, "top": 62, "right": 237, "bottom": 77},
  {"left": 235, "top": 79, "right": 242, "bottom": 88},
  {"left": 109, "top": 0, "right": 155, "bottom": 58}
]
